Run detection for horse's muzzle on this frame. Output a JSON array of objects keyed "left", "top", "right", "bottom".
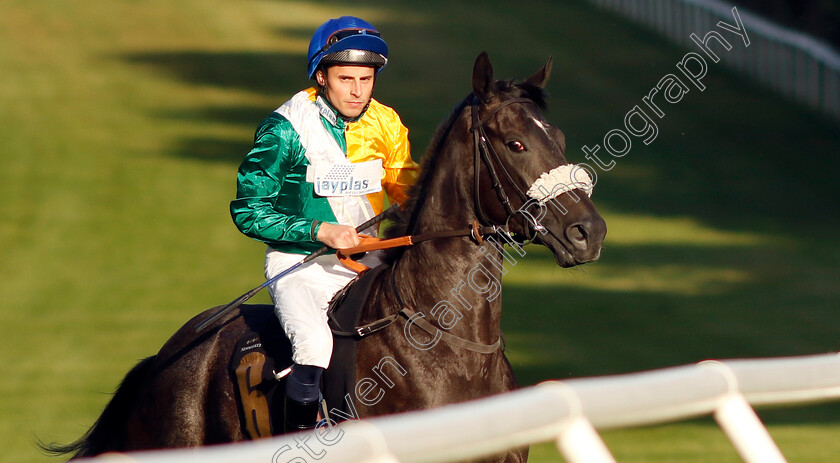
[{"left": 565, "top": 212, "right": 607, "bottom": 263}]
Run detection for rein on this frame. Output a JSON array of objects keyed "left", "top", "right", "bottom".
[
  {"left": 331, "top": 96, "right": 553, "bottom": 354},
  {"left": 331, "top": 223, "right": 505, "bottom": 353},
  {"left": 335, "top": 221, "right": 498, "bottom": 272},
  {"left": 330, "top": 264, "right": 502, "bottom": 354}
]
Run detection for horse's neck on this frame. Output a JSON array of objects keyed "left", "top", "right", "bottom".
[
  {"left": 391, "top": 130, "right": 505, "bottom": 345},
  {"left": 394, "top": 239, "right": 504, "bottom": 345}
]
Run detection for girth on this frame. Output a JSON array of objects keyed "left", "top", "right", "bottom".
[
  {"left": 326, "top": 97, "right": 550, "bottom": 354},
  {"left": 330, "top": 266, "right": 502, "bottom": 355}
]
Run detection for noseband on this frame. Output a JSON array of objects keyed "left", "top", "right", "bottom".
[{"left": 336, "top": 96, "right": 578, "bottom": 353}]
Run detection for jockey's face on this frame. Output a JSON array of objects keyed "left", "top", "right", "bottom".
[{"left": 316, "top": 65, "right": 376, "bottom": 119}]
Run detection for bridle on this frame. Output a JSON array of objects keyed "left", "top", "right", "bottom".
[
  {"left": 332, "top": 94, "right": 581, "bottom": 353},
  {"left": 470, "top": 96, "right": 547, "bottom": 243},
  {"left": 470, "top": 95, "right": 583, "bottom": 261}
]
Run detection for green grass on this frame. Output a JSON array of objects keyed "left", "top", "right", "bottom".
[{"left": 1, "top": 0, "right": 838, "bottom": 462}]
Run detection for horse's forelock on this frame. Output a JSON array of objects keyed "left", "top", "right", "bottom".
[{"left": 499, "top": 79, "right": 548, "bottom": 110}]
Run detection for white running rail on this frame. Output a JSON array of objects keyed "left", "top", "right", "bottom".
[
  {"left": 79, "top": 352, "right": 840, "bottom": 463},
  {"left": 587, "top": 0, "right": 840, "bottom": 120}
]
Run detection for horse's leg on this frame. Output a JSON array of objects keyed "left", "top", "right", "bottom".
[{"left": 354, "top": 329, "right": 528, "bottom": 461}]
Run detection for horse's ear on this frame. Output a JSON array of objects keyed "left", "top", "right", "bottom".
[
  {"left": 525, "top": 56, "right": 553, "bottom": 89},
  {"left": 472, "top": 51, "right": 495, "bottom": 103}
]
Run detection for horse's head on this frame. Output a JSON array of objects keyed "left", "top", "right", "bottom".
[{"left": 469, "top": 52, "right": 606, "bottom": 267}]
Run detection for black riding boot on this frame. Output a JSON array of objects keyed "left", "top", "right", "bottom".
[
  {"left": 283, "top": 364, "right": 324, "bottom": 433},
  {"left": 283, "top": 396, "right": 321, "bottom": 432}
]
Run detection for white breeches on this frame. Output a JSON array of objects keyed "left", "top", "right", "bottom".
[{"left": 264, "top": 246, "right": 381, "bottom": 369}]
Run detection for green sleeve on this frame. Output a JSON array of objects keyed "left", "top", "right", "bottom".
[{"left": 230, "top": 118, "right": 319, "bottom": 247}]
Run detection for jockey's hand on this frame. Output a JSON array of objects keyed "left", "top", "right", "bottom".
[{"left": 316, "top": 222, "right": 361, "bottom": 249}]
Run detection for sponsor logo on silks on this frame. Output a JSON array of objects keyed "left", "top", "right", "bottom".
[{"left": 307, "top": 159, "right": 383, "bottom": 197}]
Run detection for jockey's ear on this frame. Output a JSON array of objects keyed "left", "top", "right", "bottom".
[
  {"left": 526, "top": 56, "right": 553, "bottom": 89},
  {"left": 472, "top": 51, "right": 495, "bottom": 103},
  {"left": 315, "top": 68, "right": 327, "bottom": 87}
]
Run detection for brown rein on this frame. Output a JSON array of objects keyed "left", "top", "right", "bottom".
[
  {"left": 331, "top": 221, "right": 504, "bottom": 354},
  {"left": 329, "top": 97, "right": 545, "bottom": 353},
  {"left": 335, "top": 220, "right": 499, "bottom": 273}
]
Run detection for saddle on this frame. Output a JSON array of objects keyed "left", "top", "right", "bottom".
[{"left": 229, "top": 263, "right": 389, "bottom": 438}]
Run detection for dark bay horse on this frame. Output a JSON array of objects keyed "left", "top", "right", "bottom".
[{"left": 50, "top": 52, "right": 606, "bottom": 462}]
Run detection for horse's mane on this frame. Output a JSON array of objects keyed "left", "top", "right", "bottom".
[{"left": 382, "top": 79, "right": 547, "bottom": 261}]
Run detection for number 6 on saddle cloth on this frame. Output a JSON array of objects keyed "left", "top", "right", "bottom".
[{"left": 230, "top": 262, "right": 391, "bottom": 439}]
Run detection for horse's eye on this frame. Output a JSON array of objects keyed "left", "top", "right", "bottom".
[{"left": 506, "top": 140, "right": 526, "bottom": 152}]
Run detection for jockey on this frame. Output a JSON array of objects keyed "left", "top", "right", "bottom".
[{"left": 230, "top": 16, "right": 418, "bottom": 432}]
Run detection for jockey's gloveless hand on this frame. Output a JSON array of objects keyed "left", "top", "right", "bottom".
[{"left": 317, "top": 222, "right": 361, "bottom": 249}]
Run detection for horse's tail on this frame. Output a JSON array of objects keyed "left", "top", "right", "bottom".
[{"left": 40, "top": 355, "right": 157, "bottom": 459}]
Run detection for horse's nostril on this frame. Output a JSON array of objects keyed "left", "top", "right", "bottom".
[{"left": 566, "top": 224, "right": 587, "bottom": 248}]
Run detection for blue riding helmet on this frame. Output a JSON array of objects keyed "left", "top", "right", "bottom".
[{"left": 307, "top": 16, "right": 389, "bottom": 79}]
